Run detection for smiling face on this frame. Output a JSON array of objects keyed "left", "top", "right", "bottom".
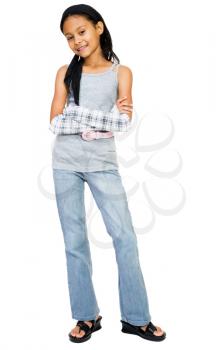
[{"left": 62, "top": 15, "right": 104, "bottom": 57}]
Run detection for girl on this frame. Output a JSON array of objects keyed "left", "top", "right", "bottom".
[{"left": 50, "top": 4, "right": 166, "bottom": 343}]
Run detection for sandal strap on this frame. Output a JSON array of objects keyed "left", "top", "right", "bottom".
[
  {"left": 76, "top": 320, "right": 93, "bottom": 333},
  {"left": 146, "top": 321, "right": 157, "bottom": 334}
]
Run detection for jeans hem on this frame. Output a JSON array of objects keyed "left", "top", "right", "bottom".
[
  {"left": 72, "top": 312, "right": 100, "bottom": 321},
  {"left": 121, "top": 317, "right": 151, "bottom": 326}
]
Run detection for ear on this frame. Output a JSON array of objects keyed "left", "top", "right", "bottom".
[{"left": 96, "top": 21, "right": 104, "bottom": 35}]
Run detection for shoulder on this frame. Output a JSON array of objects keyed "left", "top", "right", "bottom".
[
  {"left": 55, "top": 64, "right": 69, "bottom": 81},
  {"left": 118, "top": 64, "right": 133, "bottom": 75},
  {"left": 53, "top": 65, "right": 69, "bottom": 96},
  {"left": 117, "top": 64, "right": 133, "bottom": 82}
]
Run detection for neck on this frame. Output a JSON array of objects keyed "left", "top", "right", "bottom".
[{"left": 82, "top": 46, "right": 108, "bottom": 67}]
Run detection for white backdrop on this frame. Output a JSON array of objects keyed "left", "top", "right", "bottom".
[{"left": 1, "top": 0, "right": 223, "bottom": 349}]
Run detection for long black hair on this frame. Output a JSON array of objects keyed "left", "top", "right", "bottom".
[{"left": 60, "top": 4, "right": 120, "bottom": 105}]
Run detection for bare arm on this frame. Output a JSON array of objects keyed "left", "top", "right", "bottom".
[
  {"left": 49, "top": 65, "right": 68, "bottom": 123},
  {"left": 117, "top": 65, "right": 133, "bottom": 119}
]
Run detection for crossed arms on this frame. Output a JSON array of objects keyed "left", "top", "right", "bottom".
[
  {"left": 49, "top": 64, "right": 133, "bottom": 135},
  {"left": 49, "top": 103, "right": 132, "bottom": 135}
]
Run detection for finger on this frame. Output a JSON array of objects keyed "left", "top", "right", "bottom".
[
  {"left": 121, "top": 108, "right": 133, "bottom": 113},
  {"left": 119, "top": 104, "right": 133, "bottom": 109},
  {"left": 119, "top": 108, "right": 133, "bottom": 113},
  {"left": 120, "top": 103, "right": 133, "bottom": 107}
]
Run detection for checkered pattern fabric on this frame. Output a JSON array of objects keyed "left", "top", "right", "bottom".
[{"left": 49, "top": 103, "right": 132, "bottom": 135}]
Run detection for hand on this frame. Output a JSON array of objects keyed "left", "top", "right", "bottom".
[{"left": 116, "top": 96, "right": 133, "bottom": 115}]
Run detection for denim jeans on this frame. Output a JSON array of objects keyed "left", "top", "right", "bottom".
[{"left": 52, "top": 168, "right": 152, "bottom": 326}]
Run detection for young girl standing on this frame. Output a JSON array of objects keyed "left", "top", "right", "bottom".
[{"left": 50, "top": 4, "right": 166, "bottom": 343}]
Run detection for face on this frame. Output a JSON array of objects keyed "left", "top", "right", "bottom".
[{"left": 63, "top": 15, "right": 104, "bottom": 57}]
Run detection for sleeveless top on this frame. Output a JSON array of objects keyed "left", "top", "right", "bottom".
[{"left": 51, "top": 62, "right": 120, "bottom": 172}]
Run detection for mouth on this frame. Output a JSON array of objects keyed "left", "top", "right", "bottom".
[{"left": 77, "top": 45, "right": 88, "bottom": 52}]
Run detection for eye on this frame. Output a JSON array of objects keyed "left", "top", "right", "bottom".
[{"left": 66, "top": 30, "right": 85, "bottom": 41}]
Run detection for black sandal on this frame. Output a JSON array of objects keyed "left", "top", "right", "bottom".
[
  {"left": 121, "top": 320, "right": 166, "bottom": 341},
  {"left": 68, "top": 315, "right": 102, "bottom": 343}
]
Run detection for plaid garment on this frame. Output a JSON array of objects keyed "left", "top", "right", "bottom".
[{"left": 49, "top": 103, "right": 132, "bottom": 135}]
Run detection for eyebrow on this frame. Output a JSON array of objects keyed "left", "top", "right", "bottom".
[{"left": 64, "top": 25, "right": 86, "bottom": 36}]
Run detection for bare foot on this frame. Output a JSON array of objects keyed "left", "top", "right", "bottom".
[
  {"left": 140, "top": 323, "right": 165, "bottom": 336},
  {"left": 70, "top": 315, "right": 101, "bottom": 339}
]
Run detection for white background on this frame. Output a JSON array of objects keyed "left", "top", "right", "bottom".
[{"left": 0, "top": 0, "right": 223, "bottom": 349}]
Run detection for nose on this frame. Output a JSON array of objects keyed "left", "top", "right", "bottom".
[
  {"left": 74, "top": 35, "right": 82, "bottom": 45},
  {"left": 74, "top": 39, "right": 81, "bottom": 46}
]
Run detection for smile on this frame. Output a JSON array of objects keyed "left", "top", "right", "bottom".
[{"left": 77, "top": 45, "right": 88, "bottom": 52}]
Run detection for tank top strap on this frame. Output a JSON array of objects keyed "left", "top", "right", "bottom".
[
  {"left": 111, "top": 61, "right": 120, "bottom": 72},
  {"left": 111, "top": 62, "right": 120, "bottom": 85}
]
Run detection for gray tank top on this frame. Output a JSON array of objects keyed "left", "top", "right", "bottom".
[{"left": 52, "top": 62, "right": 120, "bottom": 172}]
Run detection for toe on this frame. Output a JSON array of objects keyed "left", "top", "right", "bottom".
[
  {"left": 75, "top": 330, "right": 85, "bottom": 338},
  {"left": 154, "top": 326, "right": 165, "bottom": 336},
  {"left": 70, "top": 330, "right": 77, "bottom": 337},
  {"left": 71, "top": 326, "right": 81, "bottom": 337}
]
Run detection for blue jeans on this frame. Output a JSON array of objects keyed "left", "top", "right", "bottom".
[{"left": 52, "top": 168, "right": 152, "bottom": 326}]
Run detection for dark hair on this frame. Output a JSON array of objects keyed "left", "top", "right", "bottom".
[{"left": 60, "top": 4, "right": 120, "bottom": 105}]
